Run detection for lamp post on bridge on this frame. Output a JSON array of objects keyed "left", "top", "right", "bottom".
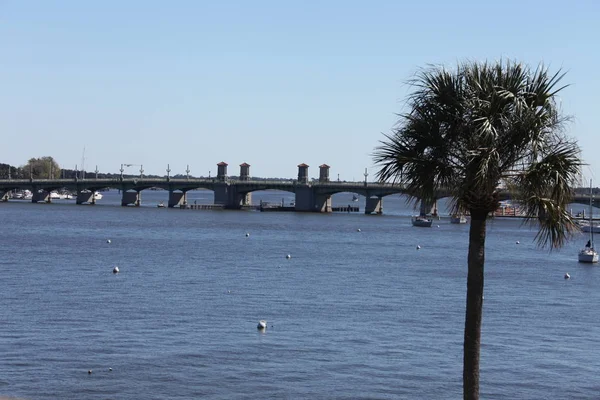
[
  {"left": 186, "top": 165, "right": 190, "bottom": 180},
  {"left": 166, "top": 164, "right": 171, "bottom": 181},
  {"left": 95, "top": 166, "right": 98, "bottom": 180},
  {"left": 121, "top": 163, "right": 142, "bottom": 180},
  {"left": 364, "top": 168, "right": 368, "bottom": 186}
]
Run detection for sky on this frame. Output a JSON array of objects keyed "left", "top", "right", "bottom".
[{"left": 1, "top": 0, "right": 598, "bottom": 181}]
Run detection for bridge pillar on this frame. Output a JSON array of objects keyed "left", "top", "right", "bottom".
[
  {"left": 214, "top": 183, "right": 229, "bottom": 206},
  {"left": 241, "top": 192, "right": 252, "bottom": 206},
  {"left": 297, "top": 163, "right": 309, "bottom": 184},
  {"left": 32, "top": 189, "right": 50, "bottom": 203},
  {"left": 293, "top": 187, "right": 331, "bottom": 213},
  {"left": 419, "top": 199, "right": 438, "bottom": 216},
  {"left": 168, "top": 190, "right": 187, "bottom": 208},
  {"left": 365, "top": 196, "right": 383, "bottom": 215},
  {"left": 314, "top": 193, "right": 332, "bottom": 213},
  {"left": 76, "top": 190, "right": 95, "bottom": 205},
  {"left": 294, "top": 185, "right": 313, "bottom": 211},
  {"left": 214, "top": 183, "right": 250, "bottom": 209},
  {"left": 1, "top": 190, "right": 9, "bottom": 201},
  {"left": 121, "top": 190, "right": 141, "bottom": 206}
]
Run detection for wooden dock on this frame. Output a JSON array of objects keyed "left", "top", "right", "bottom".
[
  {"left": 181, "top": 204, "right": 261, "bottom": 211},
  {"left": 332, "top": 206, "right": 359, "bottom": 213},
  {"left": 181, "top": 204, "right": 225, "bottom": 210},
  {"left": 260, "top": 205, "right": 295, "bottom": 212}
]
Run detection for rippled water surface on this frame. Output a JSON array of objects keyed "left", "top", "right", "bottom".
[{"left": 1, "top": 191, "right": 599, "bottom": 399}]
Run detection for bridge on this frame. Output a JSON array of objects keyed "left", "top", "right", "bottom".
[{"left": 0, "top": 163, "right": 597, "bottom": 214}]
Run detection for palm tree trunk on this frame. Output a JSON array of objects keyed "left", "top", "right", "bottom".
[{"left": 463, "top": 211, "right": 487, "bottom": 400}]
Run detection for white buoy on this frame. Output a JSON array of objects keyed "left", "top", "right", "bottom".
[
  {"left": 564, "top": 273, "right": 570, "bottom": 280},
  {"left": 88, "top": 370, "right": 92, "bottom": 374},
  {"left": 437, "top": 225, "right": 440, "bottom": 228},
  {"left": 245, "top": 233, "right": 250, "bottom": 237},
  {"left": 113, "top": 266, "right": 120, "bottom": 274},
  {"left": 416, "top": 245, "right": 421, "bottom": 250},
  {"left": 106, "top": 239, "right": 111, "bottom": 244},
  {"left": 109, "top": 368, "right": 112, "bottom": 372},
  {"left": 516, "top": 241, "right": 520, "bottom": 244},
  {"left": 357, "top": 228, "right": 361, "bottom": 232},
  {"left": 257, "top": 320, "right": 267, "bottom": 330},
  {"left": 286, "top": 254, "right": 291, "bottom": 259}
]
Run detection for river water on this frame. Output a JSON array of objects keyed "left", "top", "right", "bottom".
[{"left": 1, "top": 190, "right": 599, "bottom": 399}]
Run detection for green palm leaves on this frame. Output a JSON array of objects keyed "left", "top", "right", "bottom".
[{"left": 374, "top": 60, "right": 581, "bottom": 247}]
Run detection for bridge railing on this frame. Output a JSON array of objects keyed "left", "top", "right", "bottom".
[{"left": 0, "top": 178, "right": 404, "bottom": 187}]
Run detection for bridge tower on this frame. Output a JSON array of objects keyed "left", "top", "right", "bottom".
[
  {"left": 239, "top": 163, "right": 250, "bottom": 181},
  {"left": 214, "top": 161, "right": 250, "bottom": 207},
  {"left": 319, "top": 164, "right": 330, "bottom": 183},
  {"left": 239, "top": 163, "right": 251, "bottom": 205},
  {"left": 217, "top": 162, "right": 228, "bottom": 182},
  {"left": 297, "top": 163, "right": 309, "bottom": 184}
]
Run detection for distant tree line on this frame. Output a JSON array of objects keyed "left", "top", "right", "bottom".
[{"left": 0, "top": 157, "right": 60, "bottom": 179}]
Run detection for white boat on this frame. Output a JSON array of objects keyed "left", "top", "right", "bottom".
[
  {"left": 578, "top": 180, "right": 598, "bottom": 263},
  {"left": 49, "top": 191, "right": 61, "bottom": 200},
  {"left": 157, "top": 202, "right": 165, "bottom": 208},
  {"left": 579, "top": 246, "right": 598, "bottom": 263},
  {"left": 23, "top": 190, "right": 33, "bottom": 200},
  {"left": 81, "top": 190, "right": 103, "bottom": 200},
  {"left": 412, "top": 215, "right": 433, "bottom": 227},
  {"left": 351, "top": 195, "right": 359, "bottom": 202},
  {"left": 450, "top": 214, "right": 467, "bottom": 224},
  {"left": 581, "top": 222, "right": 600, "bottom": 234}
]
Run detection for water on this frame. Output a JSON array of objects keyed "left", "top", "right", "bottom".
[{"left": 1, "top": 192, "right": 599, "bottom": 399}]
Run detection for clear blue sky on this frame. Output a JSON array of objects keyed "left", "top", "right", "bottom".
[{"left": 1, "top": 0, "right": 598, "bottom": 181}]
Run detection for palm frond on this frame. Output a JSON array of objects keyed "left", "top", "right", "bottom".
[{"left": 512, "top": 141, "right": 582, "bottom": 248}]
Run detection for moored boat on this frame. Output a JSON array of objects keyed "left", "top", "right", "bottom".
[
  {"left": 450, "top": 214, "right": 467, "bottom": 224},
  {"left": 412, "top": 215, "right": 433, "bottom": 227},
  {"left": 578, "top": 180, "right": 598, "bottom": 263},
  {"left": 580, "top": 222, "right": 600, "bottom": 234}
]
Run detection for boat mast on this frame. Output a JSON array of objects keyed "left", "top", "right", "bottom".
[
  {"left": 81, "top": 147, "right": 86, "bottom": 179},
  {"left": 589, "top": 179, "right": 594, "bottom": 249}
]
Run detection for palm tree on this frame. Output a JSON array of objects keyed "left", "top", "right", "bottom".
[{"left": 373, "top": 60, "right": 581, "bottom": 399}]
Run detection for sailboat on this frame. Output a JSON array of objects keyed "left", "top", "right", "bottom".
[
  {"left": 450, "top": 214, "right": 468, "bottom": 224},
  {"left": 412, "top": 215, "right": 433, "bottom": 227},
  {"left": 578, "top": 180, "right": 598, "bottom": 263}
]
